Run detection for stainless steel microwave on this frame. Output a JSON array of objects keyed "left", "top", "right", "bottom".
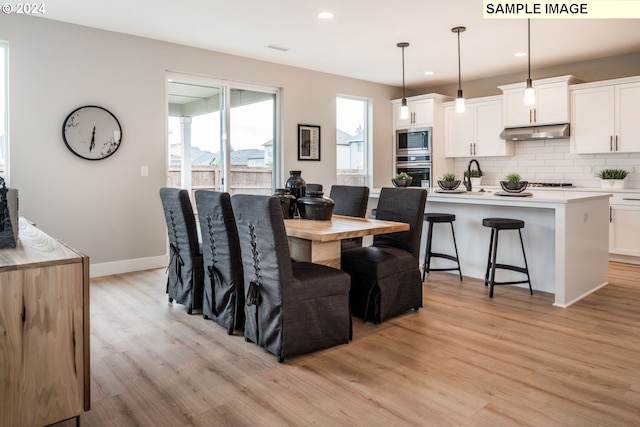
[{"left": 396, "top": 127, "right": 431, "bottom": 154}]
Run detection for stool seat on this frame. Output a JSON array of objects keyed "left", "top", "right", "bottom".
[
  {"left": 482, "top": 218, "right": 525, "bottom": 229},
  {"left": 422, "top": 213, "right": 462, "bottom": 282},
  {"left": 482, "top": 217, "right": 532, "bottom": 298},
  {"left": 425, "top": 213, "right": 456, "bottom": 223}
]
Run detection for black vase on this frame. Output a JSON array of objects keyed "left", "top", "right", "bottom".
[
  {"left": 273, "top": 188, "right": 296, "bottom": 219},
  {"left": 297, "top": 191, "right": 334, "bottom": 220},
  {"left": 285, "top": 170, "right": 306, "bottom": 199}
]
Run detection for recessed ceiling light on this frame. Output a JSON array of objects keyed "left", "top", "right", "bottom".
[
  {"left": 318, "top": 11, "right": 334, "bottom": 19},
  {"left": 515, "top": 52, "right": 527, "bottom": 57},
  {"left": 424, "top": 71, "right": 435, "bottom": 76}
]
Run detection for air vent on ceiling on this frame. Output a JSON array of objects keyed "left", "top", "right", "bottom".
[{"left": 267, "top": 44, "right": 290, "bottom": 52}]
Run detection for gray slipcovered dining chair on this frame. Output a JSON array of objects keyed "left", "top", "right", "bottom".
[
  {"left": 329, "top": 185, "right": 370, "bottom": 250},
  {"left": 159, "top": 188, "right": 204, "bottom": 314},
  {"left": 232, "top": 194, "right": 351, "bottom": 362},
  {"left": 195, "top": 190, "right": 245, "bottom": 334},
  {"left": 341, "top": 187, "right": 427, "bottom": 324}
]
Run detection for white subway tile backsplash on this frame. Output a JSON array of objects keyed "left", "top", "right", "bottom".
[{"left": 452, "top": 138, "right": 639, "bottom": 188}]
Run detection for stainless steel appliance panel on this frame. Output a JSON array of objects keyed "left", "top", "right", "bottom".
[
  {"left": 396, "top": 163, "right": 432, "bottom": 188},
  {"left": 396, "top": 127, "right": 431, "bottom": 154}
]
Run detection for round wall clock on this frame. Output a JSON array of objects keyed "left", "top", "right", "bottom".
[{"left": 62, "top": 105, "right": 122, "bottom": 160}]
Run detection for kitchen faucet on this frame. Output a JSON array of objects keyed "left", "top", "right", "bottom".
[{"left": 464, "top": 159, "right": 482, "bottom": 191}]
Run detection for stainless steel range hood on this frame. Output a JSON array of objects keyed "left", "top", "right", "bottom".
[{"left": 500, "top": 123, "right": 570, "bottom": 141}]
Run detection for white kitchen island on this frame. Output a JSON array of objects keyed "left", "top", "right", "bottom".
[{"left": 423, "top": 190, "right": 611, "bottom": 307}]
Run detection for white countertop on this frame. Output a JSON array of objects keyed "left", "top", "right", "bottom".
[
  {"left": 369, "top": 187, "right": 613, "bottom": 207},
  {"left": 370, "top": 186, "right": 640, "bottom": 197},
  {"left": 426, "top": 189, "right": 611, "bottom": 207}
]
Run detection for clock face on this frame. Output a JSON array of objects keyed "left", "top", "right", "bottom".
[{"left": 62, "top": 105, "right": 122, "bottom": 160}]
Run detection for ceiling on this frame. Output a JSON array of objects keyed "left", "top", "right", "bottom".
[{"left": 37, "top": 0, "right": 640, "bottom": 90}]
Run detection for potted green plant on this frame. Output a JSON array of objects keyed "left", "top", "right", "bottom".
[
  {"left": 598, "top": 169, "right": 629, "bottom": 189},
  {"left": 464, "top": 169, "right": 483, "bottom": 186},
  {"left": 392, "top": 172, "right": 413, "bottom": 187},
  {"left": 500, "top": 173, "right": 528, "bottom": 193},
  {"left": 437, "top": 173, "right": 461, "bottom": 191}
]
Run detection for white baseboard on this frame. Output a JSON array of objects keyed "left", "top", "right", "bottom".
[
  {"left": 609, "top": 254, "right": 640, "bottom": 265},
  {"left": 90, "top": 255, "right": 168, "bottom": 278}
]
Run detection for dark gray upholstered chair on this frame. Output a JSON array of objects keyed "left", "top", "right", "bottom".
[
  {"left": 195, "top": 190, "right": 245, "bottom": 334},
  {"left": 232, "top": 194, "right": 351, "bottom": 362},
  {"left": 159, "top": 188, "right": 204, "bottom": 314},
  {"left": 341, "top": 187, "right": 427, "bottom": 324},
  {"left": 329, "top": 185, "right": 370, "bottom": 250},
  {"left": 306, "top": 183, "right": 323, "bottom": 192}
]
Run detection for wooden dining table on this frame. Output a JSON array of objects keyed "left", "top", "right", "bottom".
[{"left": 284, "top": 214, "right": 410, "bottom": 269}]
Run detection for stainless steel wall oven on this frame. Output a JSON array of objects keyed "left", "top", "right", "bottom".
[{"left": 395, "top": 127, "right": 432, "bottom": 187}]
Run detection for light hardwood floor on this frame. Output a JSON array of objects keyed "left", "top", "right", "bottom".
[{"left": 55, "top": 262, "right": 640, "bottom": 427}]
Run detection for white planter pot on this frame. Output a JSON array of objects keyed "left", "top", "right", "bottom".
[
  {"left": 470, "top": 177, "right": 482, "bottom": 186},
  {"left": 600, "top": 179, "right": 626, "bottom": 189}
]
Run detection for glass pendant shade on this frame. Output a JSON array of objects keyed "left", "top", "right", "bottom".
[
  {"left": 455, "top": 90, "right": 465, "bottom": 113},
  {"left": 400, "top": 98, "right": 409, "bottom": 119},
  {"left": 524, "top": 79, "right": 536, "bottom": 106}
]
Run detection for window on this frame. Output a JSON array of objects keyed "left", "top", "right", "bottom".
[
  {"left": 336, "top": 96, "right": 370, "bottom": 186},
  {"left": 0, "top": 42, "right": 7, "bottom": 181},
  {"left": 167, "top": 75, "right": 279, "bottom": 203}
]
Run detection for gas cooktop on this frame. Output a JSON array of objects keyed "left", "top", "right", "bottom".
[{"left": 527, "top": 182, "right": 574, "bottom": 188}]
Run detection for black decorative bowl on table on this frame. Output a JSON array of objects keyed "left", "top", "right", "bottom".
[
  {"left": 437, "top": 180, "right": 461, "bottom": 191},
  {"left": 391, "top": 177, "right": 413, "bottom": 187},
  {"left": 297, "top": 191, "right": 335, "bottom": 220},
  {"left": 500, "top": 180, "right": 529, "bottom": 193}
]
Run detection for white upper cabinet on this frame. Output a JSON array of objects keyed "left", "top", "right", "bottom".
[
  {"left": 570, "top": 77, "right": 640, "bottom": 153},
  {"left": 393, "top": 98, "right": 434, "bottom": 128},
  {"left": 499, "top": 75, "right": 579, "bottom": 127},
  {"left": 445, "top": 96, "right": 513, "bottom": 157},
  {"left": 392, "top": 94, "right": 452, "bottom": 129}
]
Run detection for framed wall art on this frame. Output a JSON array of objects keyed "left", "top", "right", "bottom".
[
  {"left": 297, "top": 124, "right": 320, "bottom": 161},
  {"left": 62, "top": 105, "right": 122, "bottom": 160}
]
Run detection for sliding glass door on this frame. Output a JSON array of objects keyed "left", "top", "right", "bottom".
[{"left": 167, "top": 75, "right": 278, "bottom": 201}]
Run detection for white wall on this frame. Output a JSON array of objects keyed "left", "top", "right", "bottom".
[{"left": 0, "top": 14, "right": 398, "bottom": 275}]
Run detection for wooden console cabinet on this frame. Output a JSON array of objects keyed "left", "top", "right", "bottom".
[{"left": 0, "top": 218, "right": 90, "bottom": 427}]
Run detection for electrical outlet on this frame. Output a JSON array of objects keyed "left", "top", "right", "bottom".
[{"left": 141, "top": 166, "right": 149, "bottom": 177}]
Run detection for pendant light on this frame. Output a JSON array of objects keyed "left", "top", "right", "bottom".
[
  {"left": 452, "top": 26, "right": 466, "bottom": 113},
  {"left": 397, "top": 42, "right": 410, "bottom": 120},
  {"left": 524, "top": 18, "right": 536, "bottom": 106}
]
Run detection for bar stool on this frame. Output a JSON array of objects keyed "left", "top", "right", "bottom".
[
  {"left": 422, "top": 213, "right": 462, "bottom": 282},
  {"left": 482, "top": 218, "right": 533, "bottom": 298}
]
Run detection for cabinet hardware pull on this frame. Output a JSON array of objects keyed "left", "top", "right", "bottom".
[
  {"left": 534, "top": 109, "right": 537, "bottom": 123},
  {"left": 610, "top": 136, "right": 613, "bottom": 151},
  {"left": 615, "top": 135, "right": 618, "bottom": 151},
  {"left": 609, "top": 206, "right": 612, "bottom": 223},
  {"left": 474, "top": 143, "right": 477, "bottom": 155},
  {"left": 622, "top": 198, "right": 640, "bottom": 201},
  {"left": 529, "top": 109, "right": 532, "bottom": 123}
]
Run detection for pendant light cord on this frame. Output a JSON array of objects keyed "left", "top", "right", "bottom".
[
  {"left": 401, "top": 45, "right": 406, "bottom": 99},
  {"left": 527, "top": 18, "right": 531, "bottom": 81},
  {"left": 457, "top": 29, "right": 462, "bottom": 92}
]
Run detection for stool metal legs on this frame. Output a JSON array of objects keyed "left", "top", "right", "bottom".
[
  {"left": 484, "top": 228, "right": 533, "bottom": 298},
  {"left": 422, "top": 221, "right": 463, "bottom": 282}
]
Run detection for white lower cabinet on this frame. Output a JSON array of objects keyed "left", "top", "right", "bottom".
[{"left": 609, "top": 193, "right": 640, "bottom": 257}]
